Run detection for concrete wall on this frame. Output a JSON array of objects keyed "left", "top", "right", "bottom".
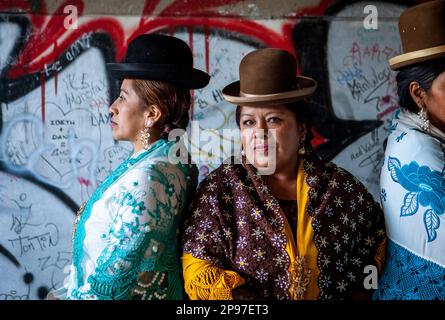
[{"left": 0, "top": 0, "right": 419, "bottom": 299}]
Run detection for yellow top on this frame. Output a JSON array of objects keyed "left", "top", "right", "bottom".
[{"left": 182, "top": 161, "right": 320, "bottom": 300}]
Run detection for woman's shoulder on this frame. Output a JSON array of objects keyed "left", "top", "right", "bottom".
[
  {"left": 385, "top": 129, "right": 445, "bottom": 173},
  {"left": 137, "top": 156, "right": 191, "bottom": 171},
  {"left": 308, "top": 158, "right": 375, "bottom": 204},
  {"left": 389, "top": 127, "right": 443, "bottom": 150},
  {"left": 135, "top": 144, "right": 197, "bottom": 173},
  {"left": 386, "top": 111, "right": 445, "bottom": 155},
  {"left": 305, "top": 155, "right": 357, "bottom": 182},
  {"left": 322, "top": 161, "right": 365, "bottom": 187},
  {"left": 117, "top": 154, "right": 197, "bottom": 190}
]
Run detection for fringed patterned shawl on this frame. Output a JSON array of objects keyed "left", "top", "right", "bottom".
[{"left": 182, "top": 146, "right": 386, "bottom": 299}]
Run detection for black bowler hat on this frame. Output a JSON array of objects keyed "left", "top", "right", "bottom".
[{"left": 107, "top": 34, "right": 210, "bottom": 89}]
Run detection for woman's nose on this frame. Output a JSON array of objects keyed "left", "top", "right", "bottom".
[
  {"left": 109, "top": 100, "right": 118, "bottom": 116},
  {"left": 254, "top": 120, "right": 268, "bottom": 138}
]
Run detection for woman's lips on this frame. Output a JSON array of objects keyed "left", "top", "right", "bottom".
[
  {"left": 110, "top": 120, "right": 118, "bottom": 128},
  {"left": 254, "top": 144, "right": 269, "bottom": 151}
]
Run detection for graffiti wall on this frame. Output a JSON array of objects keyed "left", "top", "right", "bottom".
[{"left": 0, "top": 0, "right": 414, "bottom": 299}]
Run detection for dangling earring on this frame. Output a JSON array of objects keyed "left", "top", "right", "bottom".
[
  {"left": 140, "top": 120, "right": 152, "bottom": 150},
  {"left": 418, "top": 107, "right": 430, "bottom": 133},
  {"left": 298, "top": 135, "right": 306, "bottom": 155},
  {"left": 241, "top": 146, "right": 245, "bottom": 156},
  {"left": 298, "top": 145, "right": 306, "bottom": 155}
]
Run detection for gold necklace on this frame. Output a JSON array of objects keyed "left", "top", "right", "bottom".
[{"left": 71, "top": 202, "right": 87, "bottom": 250}]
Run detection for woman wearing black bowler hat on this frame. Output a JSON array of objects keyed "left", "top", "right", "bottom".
[{"left": 48, "top": 34, "right": 210, "bottom": 300}]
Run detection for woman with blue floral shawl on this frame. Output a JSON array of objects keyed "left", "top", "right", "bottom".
[
  {"left": 374, "top": 0, "right": 445, "bottom": 300},
  {"left": 48, "top": 34, "right": 209, "bottom": 300}
]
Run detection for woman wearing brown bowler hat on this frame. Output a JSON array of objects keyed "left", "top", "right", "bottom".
[
  {"left": 374, "top": 0, "right": 445, "bottom": 300},
  {"left": 181, "top": 48, "right": 386, "bottom": 300},
  {"left": 48, "top": 34, "right": 209, "bottom": 300}
]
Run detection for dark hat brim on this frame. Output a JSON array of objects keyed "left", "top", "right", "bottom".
[
  {"left": 107, "top": 62, "right": 210, "bottom": 89},
  {"left": 389, "top": 45, "right": 445, "bottom": 70},
  {"left": 222, "top": 76, "right": 317, "bottom": 107}
]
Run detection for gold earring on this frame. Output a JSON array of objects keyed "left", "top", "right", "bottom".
[
  {"left": 140, "top": 122, "right": 151, "bottom": 150},
  {"left": 298, "top": 135, "right": 306, "bottom": 155},
  {"left": 140, "top": 127, "right": 150, "bottom": 150},
  {"left": 418, "top": 107, "right": 430, "bottom": 133},
  {"left": 298, "top": 145, "right": 306, "bottom": 155}
]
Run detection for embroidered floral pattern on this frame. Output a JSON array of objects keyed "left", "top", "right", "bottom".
[
  {"left": 387, "top": 157, "right": 445, "bottom": 242},
  {"left": 182, "top": 146, "right": 385, "bottom": 299},
  {"left": 69, "top": 140, "right": 195, "bottom": 300},
  {"left": 379, "top": 110, "right": 445, "bottom": 299}
]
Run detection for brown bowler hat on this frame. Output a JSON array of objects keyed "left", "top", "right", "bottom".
[
  {"left": 390, "top": 0, "right": 445, "bottom": 70},
  {"left": 222, "top": 48, "right": 317, "bottom": 107}
]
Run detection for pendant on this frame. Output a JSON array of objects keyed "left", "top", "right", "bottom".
[
  {"left": 71, "top": 201, "right": 87, "bottom": 245},
  {"left": 289, "top": 255, "right": 312, "bottom": 300}
]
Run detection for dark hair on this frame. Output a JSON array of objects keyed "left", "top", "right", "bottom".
[
  {"left": 132, "top": 79, "right": 191, "bottom": 139},
  {"left": 235, "top": 100, "right": 314, "bottom": 146},
  {"left": 396, "top": 58, "right": 445, "bottom": 113}
]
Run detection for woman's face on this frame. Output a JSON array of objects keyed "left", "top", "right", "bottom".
[
  {"left": 239, "top": 105, "right": 304, "bottom": 174},
  {"left": 424, "top": 70, "right": 445, "bottom": 132},
  {"left": 109, "top": 79, "right": 147, "bottom": 142}
]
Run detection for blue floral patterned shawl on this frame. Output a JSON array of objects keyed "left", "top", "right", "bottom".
[{"left": 375, "top": 109, "right": 445, "bottom": 300}]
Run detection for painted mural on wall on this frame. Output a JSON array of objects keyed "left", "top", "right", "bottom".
[
  {"left": 294, "top": 0, "right": 407, "bottom": 199},
  {"left": 0, "top": 0, "right": 412, "bottom": 299}
]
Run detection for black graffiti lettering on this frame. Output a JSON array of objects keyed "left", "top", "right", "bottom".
[
  {"left": 212, "top": 89, "right": 224, "bottom": 103},
  {"left": 196, "top": 98, "right": 209, "bottom": 109},
  {"left": 0, "top": 290, "right": 29, "bottom": 300},
  {"left": 91, "top": 112, "right": 111, "bottom": 127},
  {"left": 8, "top": 223, "right": 59, "bottom": 257},
  {"left": 351, "top": 130, "right": 380, "bottom": 162},
  {"left": 51, "top": 148, "right": 70, "bottom": 157},
  {"left": 46, "top": 223, "right": 59, "bottom": 248},
  {"left": 359, "top": 149, "right": 384, "bottom": 172},
  {"left": 347, "top": 67, "right": 391, "bottom": 103},
  {"left": 64, "top": 73, "right": 106, "bottom": 109},
  {"left": 38, "top": 256, "right": 52, "bottom": 271},
  {"left": 37, "top": 251, "right": 71, "bottom": 272},
  {"left": 50, "top": 120, "right": 75, "bottom": 126},
  {"left": 55, "top": 251, "right": 71, "bottom": 269}
]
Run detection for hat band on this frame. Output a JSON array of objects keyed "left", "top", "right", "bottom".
[
  {"left": 238, "top": 76, "right": 317, "bottom": 98},
  {"left": 239, "top": 87, "right": 315, "bottom": 99},
  {"left": 240, "top": 91, "right": 279, "bottom": 97},
  {"left": 389, "top": 44, "right": 445, "bottom": 69}
]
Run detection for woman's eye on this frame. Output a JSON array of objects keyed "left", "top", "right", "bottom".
[
  {"left": 268, "top": 117, "right": 281, "bottom": 123},
  {"left": 118, "top": 95, "right": 125, "bottom": 101},
  {"left": 243, "top": 120, "right": 254, "bottom": 126}
]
